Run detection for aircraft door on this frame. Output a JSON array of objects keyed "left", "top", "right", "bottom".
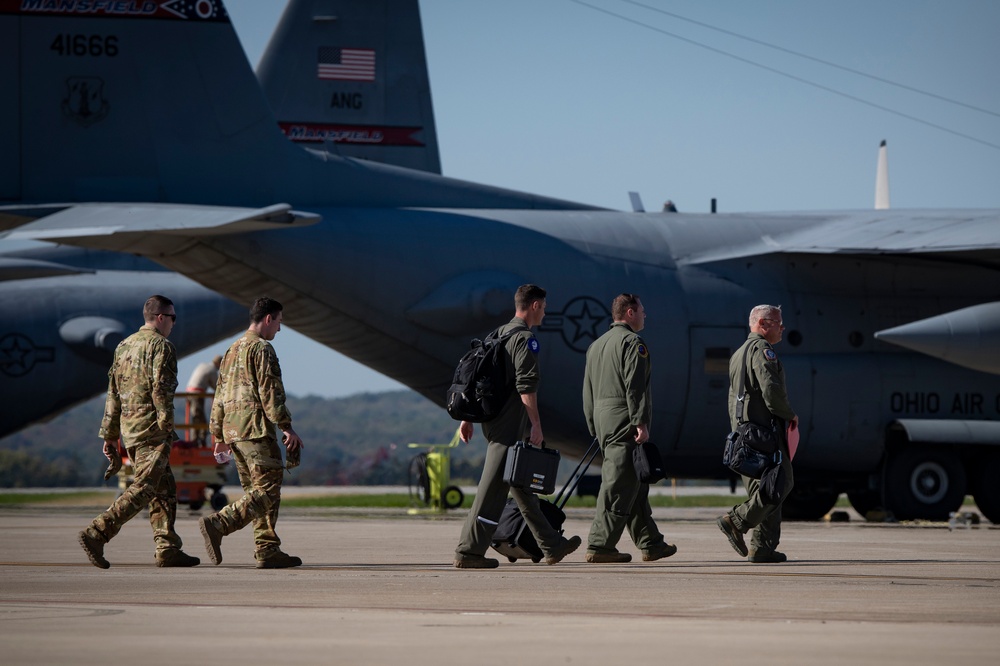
[{"left": 674, "top": 327, "right": 746, "bottom": 458}]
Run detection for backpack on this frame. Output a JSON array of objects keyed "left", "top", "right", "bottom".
[{"left": 445, "top": 326, "right": 527, "bottom": 422}]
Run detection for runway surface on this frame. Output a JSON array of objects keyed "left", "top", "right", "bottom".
[{"left": 1, "top": 503, "right": 998, "bottom": 665}]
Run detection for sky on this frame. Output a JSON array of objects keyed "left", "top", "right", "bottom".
[{"left": 184, "top": 0, "right": 999, "bottom": 396}]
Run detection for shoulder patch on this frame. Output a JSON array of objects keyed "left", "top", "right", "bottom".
[
  {"left": 528, "top": 338, "right": 540, "bottom": 354},
  {"left": 763, "top": 348, "right": 777, "bottom": 361},
  {"left": 637, "top": 343, "right": 648, "bottom": 358}
]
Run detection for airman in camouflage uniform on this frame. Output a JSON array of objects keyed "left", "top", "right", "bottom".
[
  {"left": 717, "top": 304, "right": 798, "bottom": 564},
  {"left": 583, "top": 294, "right": 676, "bottom": 563},
  {"left": 454, "top": 285, "right": 582, "bottom": 568},
  {"left": 198, "top": 297, "right": 304, "bottom": 569},
  {"left": 78, "top": 295, "right": 200, "bottom": 569}
]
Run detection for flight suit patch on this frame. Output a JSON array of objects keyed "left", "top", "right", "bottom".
[
  {"left": 764, "top": 348, "right": 777, "bottom": 361},
  {"left": 637, "top": 344, "right": 648, "bottom": 358},
  {"left": 528, "top": 338, "right": 540, "bottom": 354}
]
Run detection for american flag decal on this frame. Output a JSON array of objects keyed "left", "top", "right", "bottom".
[{"left": 317, "top": 47, "right": 376, "bottom": 82}]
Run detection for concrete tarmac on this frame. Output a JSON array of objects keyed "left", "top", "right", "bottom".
[{"left": 1, "top": 503, "right": 998, "bottom": 665}]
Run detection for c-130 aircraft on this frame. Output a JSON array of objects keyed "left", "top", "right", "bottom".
[{"left": 2, "top": 0, "right": 998, "bottom": 523}]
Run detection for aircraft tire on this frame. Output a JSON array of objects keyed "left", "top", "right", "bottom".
[
  {"left": 970, "top": 452, "right": 1000, "bottom": 524},
  {"left": 883, "top": 447, "right": 966, "bottom": 521},
  {"left": 781, "top": 486, "right": 839, "bottom": 521}
]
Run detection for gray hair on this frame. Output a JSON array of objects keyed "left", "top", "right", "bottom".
[{"left": 749, "top": 304, "right": 782, "bottom": 328}]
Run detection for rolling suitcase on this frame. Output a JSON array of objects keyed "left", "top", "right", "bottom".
[{"left": 490, "top": 438, "right": 600, "bottom": 563}]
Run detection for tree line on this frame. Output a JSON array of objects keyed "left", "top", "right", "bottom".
[{"left": 0, "top": 390, "right": 487, "bottom": 488}]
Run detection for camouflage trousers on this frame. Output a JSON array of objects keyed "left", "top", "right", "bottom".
[
  {"left": 86, "top": 440, "right": 182, "bottom": 555},
  {"left": 207, "top": 435, "right": 284, "bottom": 559}
]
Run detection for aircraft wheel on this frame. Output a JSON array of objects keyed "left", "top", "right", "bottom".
[
  {"left": 781, "top": 486, "right": 839, "bottom": 520},
  {"left": 189, "top": 500, "right": 205, "bottom": 511},
  {"left": 847, "top": 488, "right": 882, "bottom": 518},
  {"left": 210, "top": 491, "right": 229, "bottom": 511},
  {"left": 883, "top": 448, "right": 966, "bottom": 521},
  {"left": 442, "top": 485, "right": 464, "bottom": 510},
  {"left": 531, "top": 556, "right": 542, "bottom": 563},
  {"left": 970, "top": 452, "right": 1000, "bottom": 524},
  {"left": 507, "top": 557, "right": 517, "bottom": 563}
]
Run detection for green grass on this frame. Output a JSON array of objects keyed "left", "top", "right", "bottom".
[
  {"left": 282, "top": 492, "right": 743, "bottom": 510},
  {"left": 0, "top": 491, "right": 114, "bottom": 505},
  {"left": 282, "top": 494, "right": 427, "bottom": 509}
]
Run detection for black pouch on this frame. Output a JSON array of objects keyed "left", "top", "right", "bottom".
[
  {"left": 632, "top": 441, "right": 666, "bottom": 484},
  {"left": 759, "top": 463, "right": 787, "bottom": 505}
]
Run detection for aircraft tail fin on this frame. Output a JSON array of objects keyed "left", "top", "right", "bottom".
[
  {"left": 4, "top": 0, "right": 298, "bottom": 206},
  {"left": 256, "top": 0, "right": 442, "bottom": 174}
]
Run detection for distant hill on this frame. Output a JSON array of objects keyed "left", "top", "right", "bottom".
[{"left": 0, "top": 390, "right": 488, "bottom": 488}]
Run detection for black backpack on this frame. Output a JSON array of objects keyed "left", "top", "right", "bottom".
[{"left": 446, "top": 326, "right": 527, "bottom": 422}]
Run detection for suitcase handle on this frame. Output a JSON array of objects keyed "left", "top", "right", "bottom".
[{"left": 554, "top": 438, "right": 600, "bottom": 509}]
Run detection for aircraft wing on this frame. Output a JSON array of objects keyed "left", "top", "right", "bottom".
[
  {"left": 2, "top": 203, "right": 319, "bottom": 252},
  {"left": 674, "top": 210, "right": 1000, "bottom": 266}
]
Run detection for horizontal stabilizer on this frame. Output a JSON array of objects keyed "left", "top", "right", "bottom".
[{"left": 4, "top": 203, "right": 320, "bottom": 253}]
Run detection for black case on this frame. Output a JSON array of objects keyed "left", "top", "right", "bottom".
[
  {"left": 632, "top": 440, "right": 666, "bottom": 484},
  {"left": 502, "top": 441, "right": 560, "bottom": 495},
  {"left": 491, "top": 439, "right": 600, "bottom": 563}
]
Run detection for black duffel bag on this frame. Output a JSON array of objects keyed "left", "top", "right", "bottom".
[{"left": 723, "top": 422, "right": 781, "bottom": 479}]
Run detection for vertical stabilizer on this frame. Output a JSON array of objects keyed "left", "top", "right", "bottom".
[
  {"left": 257, "top": 0, "right": 441, "bottom": 174},
  {"left": 8, "top": 0, "right": 301, "bottom": 206},
  {"left": 875, "top": 139, "right": 890, "bottom": 210}
]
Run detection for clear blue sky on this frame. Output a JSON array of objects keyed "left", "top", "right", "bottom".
[{"left": 180, "top": 0, "right": 1000, "bottom": 397}]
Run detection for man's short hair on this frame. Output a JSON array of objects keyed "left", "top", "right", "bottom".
[
  {"left": 143, "top": 295, "right": 173, "bottom": 322},
  {"left": 612, "top": 293, "right": 640, "bottom": 321},
  {"left": 515, "top": 284, "right": 547, "bottom": 311},
  {"left": 749, "top": 304, "right": 782, "bottom": 327},
  {"left": 250, "top": 296, "right": 283, "bottom": 324}
]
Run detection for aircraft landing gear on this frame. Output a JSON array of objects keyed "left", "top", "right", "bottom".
[{"left": 882, "top": 447, "right": 966, "bottom": 521}]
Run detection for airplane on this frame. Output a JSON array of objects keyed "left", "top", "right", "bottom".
[
  {"left": 0, "top": 0, "right": 429, "bottom": 438},
  {"left": 0, "top": 242, "right": 247, "bottom": 437},
  {"left": 2, "top": 0, "right": 999, "bottom": 524}
]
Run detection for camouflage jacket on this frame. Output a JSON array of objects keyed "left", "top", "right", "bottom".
[
  {"left": 210, "top": 331, "right": 293, "bottom": 443},
  {"left": 99, "top": 325, "right": 178, "bottom": 446}
]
